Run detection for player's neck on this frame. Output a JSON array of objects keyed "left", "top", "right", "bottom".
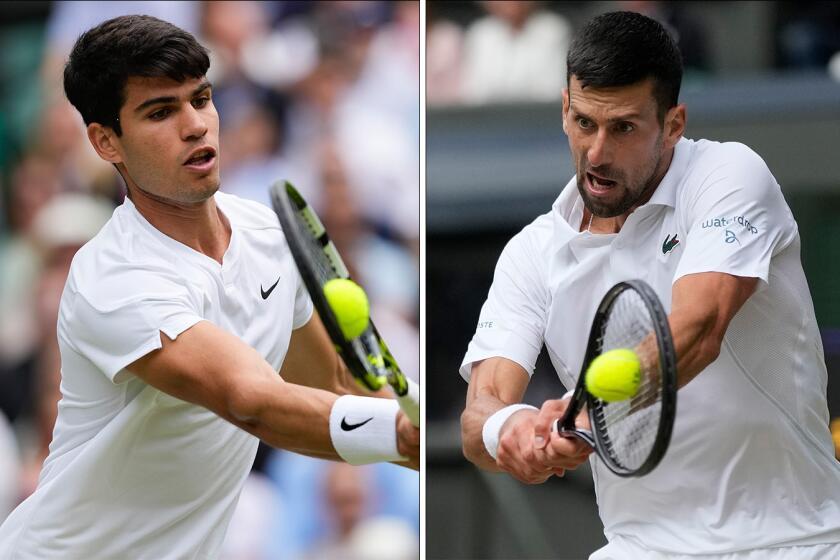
[{"left": 128, "top": 186, "right": 231, "bottom": 264}]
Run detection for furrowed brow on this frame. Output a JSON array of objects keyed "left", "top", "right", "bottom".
[{"left": 570, "top": 104, "right": 642, "bottom": 123}]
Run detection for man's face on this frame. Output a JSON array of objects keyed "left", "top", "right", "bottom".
[
  {"left": 111, "top": 76, "right": 220, "bottom": 204},
  {"left": 563, "top": 76, "right": 678, "bottom": 218}
]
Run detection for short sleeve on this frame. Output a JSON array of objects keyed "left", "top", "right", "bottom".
[
  {"left": 459, "top": 226, "right": 549, "bottom": 382},
  {"left": 65, "top": 272, "right": 203, "bottom": 383},
  {"left": 292, "top": 271, "right": 314, "bottom": 329},
  {"left": 674, "top": 144, "right": 798, "bottom": 287}
]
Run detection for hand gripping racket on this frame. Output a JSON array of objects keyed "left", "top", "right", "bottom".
[
  {"left": 554, "top": 279, "right": 677, "bottom": 477},
  {"left": 270, "top": 180, "right": 419, "bottom": 427}
]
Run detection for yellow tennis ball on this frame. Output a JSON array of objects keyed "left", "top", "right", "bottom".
[
  {"left": 585, "top": 348, "right": 641, "bottom": 402},
  {"left": 324, "top": 278, "right": 370, "bottom": 340}
]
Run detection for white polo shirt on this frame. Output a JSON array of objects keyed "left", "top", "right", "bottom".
[
  {"left": 0, "top": 192, "right": 313, "bottom": 559},
  {"left": 462, "top": 138, "right": 840, "bottom": 553}
]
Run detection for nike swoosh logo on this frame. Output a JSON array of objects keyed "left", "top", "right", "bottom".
[
  {"left": 341, "top": 417, "right": 374, "bottom": 431},
  {"left": 260, "top": 276, "right": 281, "bottom": 300}
]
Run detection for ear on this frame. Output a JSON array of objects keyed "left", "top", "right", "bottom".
[
  {"left": 86, "top": 123, "right": 123, "bottom": 164},
  {"left": 664, "top": 103, "right": 686, "bottom": 149},
  {"left": 561, "top": 88, "right": 570, "bottom": 134}
]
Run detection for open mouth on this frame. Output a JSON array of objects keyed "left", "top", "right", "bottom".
[
  {"left": 586, "top": 172, "right": 617, "bottom": 193},
  {"left": 184, "top": 148, "right": 215, "bottom": 166}
]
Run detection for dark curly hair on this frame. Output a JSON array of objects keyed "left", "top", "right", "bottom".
[{"left": 64, "top": 15, "right": 210, "bottom": 136}]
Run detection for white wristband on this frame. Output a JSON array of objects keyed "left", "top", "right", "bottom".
[
  {"left": 482, "top": 404, "right": 538, "bottom": 460},
  {"left": 329, "top": 395, "right": 407, "bottom": 465}
]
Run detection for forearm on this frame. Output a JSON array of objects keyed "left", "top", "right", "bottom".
[
  {"left": 668, "top": 309, "right": 723, "bottom": 388},
  {"left": 461, "top": 358, "right": 531, "bottom": 471},
  {"left": 461, "top": 392, "right": 507, "bottom": 471},
  {"left": 228, "top": 375, "right": 342, "bottom": 459}
]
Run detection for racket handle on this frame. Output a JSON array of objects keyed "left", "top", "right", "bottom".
[
  {"left": 396, "top": 377, "right": 420, "bottom": 427},
  {"left": 553, "top": 420, "right": 596, "bottom": 448}
]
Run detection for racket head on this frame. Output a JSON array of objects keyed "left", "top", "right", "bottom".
[
  {"left": 270, "top": 180, "right": 388, "bottom": 392},
  {"left": 585, "top": 279, "right": 677, "bottom": 477}
]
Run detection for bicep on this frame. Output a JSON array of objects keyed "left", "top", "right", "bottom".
[
  {"left": 669, "top": 272, "right": 758, "bottom": 386},
  {"left": 671, "top": 272, "right": 757, "bottom": 327}
]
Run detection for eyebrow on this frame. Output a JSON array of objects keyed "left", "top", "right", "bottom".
[
  {"left": 570, "top": 105, "right": 642, "bottom": 123},
  {"left": 133, "top": 81, "right": 212, "bottom": 114}
]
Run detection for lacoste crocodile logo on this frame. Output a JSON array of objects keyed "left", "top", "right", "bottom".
[{"left": 662, "top": 234, "right": 680, "bottom": 255}]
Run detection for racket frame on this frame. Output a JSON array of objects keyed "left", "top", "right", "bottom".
[
  {"left": 557, "top": 280, "right": 677, "bottom": 477},
  {"left": 270, "top": 180, "right": 409, "bottom": 395}
]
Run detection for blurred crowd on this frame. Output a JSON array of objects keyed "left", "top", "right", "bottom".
[
  {"left": 427, "top": 0, "right": 840, "bottom": 107},
  {"left": 0, "top": 1, "right": 419, "bottom": 558}
]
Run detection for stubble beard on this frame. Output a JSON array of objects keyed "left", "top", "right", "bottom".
[{"left": 575, "top": 133, "right": 664, "bottom": 218}]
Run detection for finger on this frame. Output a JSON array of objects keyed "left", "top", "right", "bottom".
[
  {"left": 499, "top": 448, "right": 552, "bottom": 484},
  {"left": 397, "top": 415, "right": 420, "bottom": 448},
  {"left": 498, "top": 428, "right": 554, "bottom": 484},
  {"left": 550, "top": 431, "right": 592, "bottom": 457},
  {"left": 534, "top": 398, "right": 570, "bottom": 449}
]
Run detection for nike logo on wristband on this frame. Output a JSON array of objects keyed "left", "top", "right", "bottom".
[
  {"left": 260, "top": 276, "right": 281, "bottom": 299},
  {"left": 341, "top": 417, "right": 374, "bottom": 431}
]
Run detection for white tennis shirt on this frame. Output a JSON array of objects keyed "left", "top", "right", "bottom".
[
  {"left": 0, "top": 192, "right": 312, "bottom": 559},
  {"left": 462, "top": 138, "right": 840, "bottom": 553}
]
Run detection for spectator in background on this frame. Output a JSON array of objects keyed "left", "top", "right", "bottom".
[
  {"left": 0, "top": 155, "right": 64, "bottom": 424},
  {"left": 346, "top": 516, "right": 419, "bottom": 560},
  {"left": 12, "top": 193, "right": 114, "bottom": 499},
  {"left": 461, "top": 1, "right": 571, "bottom": 104},
  {"left": 302, "top": 463, "right": 369, "bottom": 560},
  {"left": 302, "top": 462, "right": 420, "bottom": 560},
  {"left": 426, "top": 1, "right": 465, "bottom": 106},
  {"left": 318, "top": 137, "right": 419, "bottom": 373}
]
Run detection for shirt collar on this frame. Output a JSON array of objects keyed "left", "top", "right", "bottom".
[{"left": 645, "top": 136, "right": 691, "bottom": 208}]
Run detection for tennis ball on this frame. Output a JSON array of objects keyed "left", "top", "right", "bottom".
[
  {"left": 585, "top": 348, "right": 641, "bottom": 402},
  {"left": 324, "top": 278, "right": 370, "bottom": 340}
]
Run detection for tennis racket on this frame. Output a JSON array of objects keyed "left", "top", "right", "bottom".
[
  {"left": 270, "top": 180, "right": 419, "bottom": 427},
  {"left": 554, "top": 279, "right": 677, "bottom": 477}
]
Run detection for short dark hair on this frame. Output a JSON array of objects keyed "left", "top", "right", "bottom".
[
  {"left": 566, "top": 11, "right": 683, "bottom": 120},
  {"left": 64, "top": 15, "right": 209, "bottom": 136}
]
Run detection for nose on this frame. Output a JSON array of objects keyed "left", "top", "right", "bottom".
[
  {"left": 181, "top": 104, "right": 208, "bottom": 141},
  {"left": 586, "top": 129, "right": 612, "bottom": 168}
]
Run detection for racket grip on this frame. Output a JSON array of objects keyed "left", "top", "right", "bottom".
[{"left": 396, "top": 378, "right": 420, "bottom": 427}]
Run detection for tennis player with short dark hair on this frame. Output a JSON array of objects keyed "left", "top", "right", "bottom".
[
  {"left": 460, "top": 11, "right": 840, "bottom": 558},
  {"left": 0, "top": 15, "right": 418, "bottom": 558}
]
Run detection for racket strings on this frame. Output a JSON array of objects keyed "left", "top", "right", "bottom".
[{"left": 591, "top": 289, "right": 664, "bottom": 472}]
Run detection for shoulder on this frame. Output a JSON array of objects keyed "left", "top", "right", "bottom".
[
  {"left": 677, "top": 139, "right": 777, "bottom": 207},
  {"left": 66, "top": 213, "right": 193, "bottom": 312},
  {"left": 498, "top": 211, "right": 554, "bottom": 271},
  {"left": 685, "top": 139, "right": 773, "bottom": 183},
  {"left": 215, "top": 192, "right": 281, "bottom": 232}
]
